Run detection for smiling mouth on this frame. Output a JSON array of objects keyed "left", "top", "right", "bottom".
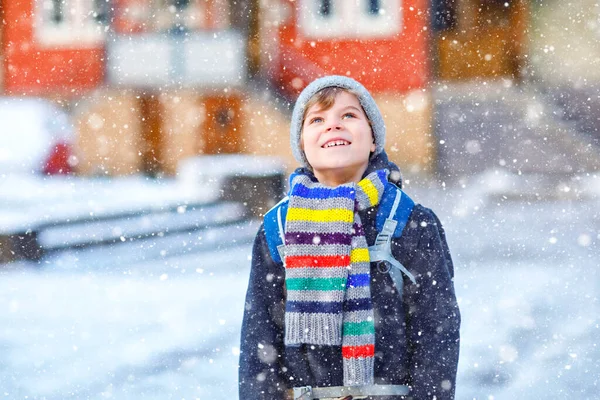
[{"left": 322, "top": 140, "right": 351, "bottom": 148}]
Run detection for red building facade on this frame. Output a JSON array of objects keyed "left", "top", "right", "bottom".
[
  {"left": 0, "top": 0, "right": 435, "bottom": 175},
  {"left": 1, "top": 0, "right": 106, "bottom": 96},
  {"left": 262, "top": 0, "right": 430, "bottom": 96}
]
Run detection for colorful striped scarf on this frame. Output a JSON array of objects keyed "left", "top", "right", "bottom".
[{"left": 284, "top": 169, "right": 388, "bottom": 386}]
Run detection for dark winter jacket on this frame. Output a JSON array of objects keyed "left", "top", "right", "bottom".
[{"left": 239, "top": 154, "right": 460, "bottom": 399}]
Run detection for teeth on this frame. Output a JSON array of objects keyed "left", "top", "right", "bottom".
[{"left": 324, "top": 140, "right": 349, "bottom": 148}]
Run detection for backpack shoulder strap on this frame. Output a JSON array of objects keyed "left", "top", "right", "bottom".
[
  {"left": 263, "top": 196, "right": 289, "bottom": 264},
  {"left": 369, "top": 183, "right": 417, "bottom": 298},
  {"left": 375, "top": 182, "right": 415, "bottom": 238}
]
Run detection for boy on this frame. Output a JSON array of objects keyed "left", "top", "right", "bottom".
[{"left": 239, "top": 76, "right": 460, "bottom": 399}]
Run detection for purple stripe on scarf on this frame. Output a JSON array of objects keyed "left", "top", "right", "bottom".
[
  {"left": 285, "top": 231, "right": 353, "bottom": 245},
  {"left": 345, "top": 298, "right": 373, "bottom": 312},
  {"left": 286, "top": 300, "right": 343, "bottom": 313}
]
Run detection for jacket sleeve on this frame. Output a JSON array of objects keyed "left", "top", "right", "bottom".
[
  {"left": 239, "top": 224, "right": 288, "bottom": 399},
  {"left": 400, "top": 206, "right": 461, "bottom": 400}
]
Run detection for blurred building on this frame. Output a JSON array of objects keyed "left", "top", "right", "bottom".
[
  {"left": 0, "top": 0, "right": 562, "bottom": 177},
  {"left": 432, "top": 0, "right": 529, "bottom": 81},
  {"left": 1, "top": 0, "right": 105, "bottom": 96},
  {"left": 527, "top": 0, "right": 600, "bottom": 148},
  {"left": 1, "top": 0, "right": 246, "bottom": 176}
]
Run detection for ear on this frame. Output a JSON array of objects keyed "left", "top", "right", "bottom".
[{"left": 370, "top": 136, "right": 376, "bottom": 152}]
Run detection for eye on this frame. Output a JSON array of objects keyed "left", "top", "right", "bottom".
[
  {"left": 308, "top": 116, "right": 324, "bottom": 124},
  {"left": 342, "top": 112, "right": 356, "bottom": 119}
]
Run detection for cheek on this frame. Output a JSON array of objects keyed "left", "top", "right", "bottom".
[{"left": 302, "top": 128, "right": 317, "bottom": 149}]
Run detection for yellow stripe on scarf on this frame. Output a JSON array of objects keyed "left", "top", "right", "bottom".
[
  {"left": 358, "top": 178, "right": 379, "bottom": 207},
  {"left": 350, "top": 248, "right": 370, "bottom": 263},
  {"left": 287, "top": 208, "right": 354, "bottom": 223}
]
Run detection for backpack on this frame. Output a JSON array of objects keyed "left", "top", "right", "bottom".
[{"left": 263, "top": 181, "right": 417, "bottom": 299}]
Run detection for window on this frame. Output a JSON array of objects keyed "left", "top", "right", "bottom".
[
  {"left": 298, "top": 0, "right": 402, "bottom": 39},
  {"left": 319, "top": 0, "right": 332, "bottom": 17},
  {"left": 368, "top": 0, "right": 380, "bottom": 15},
  {"left": 93, "top": 0, "right": 110, "bottom": 24},
  {"left": 35, "top": 0, "right": 108, "bottom": 47},
  {"left": 171, "top": 0, "right": 191, "bottom": 10},
  {"left": 431, "top": 0, "right": 457, "bottom": 32},
  {"left": 151, "top": 0, "right": 231, "bottom": 32},
  {"left": 49, "top": 0, "right": 64, "bottom": 23}
]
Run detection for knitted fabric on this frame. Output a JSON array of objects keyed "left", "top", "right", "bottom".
[{"left": 284, "top": 169, "right": 388, "bottom": 386}]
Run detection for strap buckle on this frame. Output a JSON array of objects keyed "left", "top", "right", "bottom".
[
  {"left": 376, "top": 260, "right": 391, "bottom": 273},
  {"left": 293, "top": 385, "right": 314, "bottom": 400},
  {"left": 291, "top": 384, "right": 410, "bottom": 399}
]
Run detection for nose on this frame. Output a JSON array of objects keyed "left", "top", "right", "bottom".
[{"left": 325, "top": 118, "right": 342, "bottom": 131}]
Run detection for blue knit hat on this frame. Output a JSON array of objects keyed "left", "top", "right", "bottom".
[{"left": 290, "top": 75, "right": 386, "bottom": 168}]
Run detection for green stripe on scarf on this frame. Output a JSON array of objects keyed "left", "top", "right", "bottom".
[
  {"left": 343, "top": 321, "right": 376, "bottom": 336},
  {"left": 284, "top": 169, "right": 389, "bottom": 386},
  {"left": 286, "top": 277, "right": 347, "bottom": 291}
]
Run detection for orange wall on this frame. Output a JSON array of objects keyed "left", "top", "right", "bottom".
[
  {"left": 275, "top": 0, "right": 429, "bottom": 95},
  {"left": 2, "top": 1, "right": 104, "bottom": 96}
]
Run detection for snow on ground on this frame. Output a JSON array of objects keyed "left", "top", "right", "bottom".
[
  {"left": 0, "top": 169, "right": 599, "bottom": 399},
  {"left": 0, "top": 244, "right": 253, "bottom": 400},
  {"left": 0, "top": 173, "right": 219, "bottom": 233},
  {"left": 408, "top": 170, "right": 600, "bottom": 400}
]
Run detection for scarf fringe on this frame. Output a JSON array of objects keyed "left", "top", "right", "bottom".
[
  {"left": 343, "top": 356, "right": 375, "bottom": 386},
  {"left": 285, "top": 312, "right": 343, "bottom": 345}
]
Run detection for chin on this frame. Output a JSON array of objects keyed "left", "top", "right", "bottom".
[
  {"left": 316, "top": 161, "right": 352, "bottom": 170},
  {"left": 319, "top": 161, "right": 366, "bottom": 173}
]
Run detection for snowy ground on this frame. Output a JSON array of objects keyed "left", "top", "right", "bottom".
[
  {"left": 0, "top": 174, "right": 219, "bottom": 234},
  {"left": 0, "top": 245, "right": 253, "bottom": 400},
  {"left": 416, "top": 170, "right": 600, "bottom": 400},
  {"left": 1, "top": 169, "right": 599, "bottom": 399}
]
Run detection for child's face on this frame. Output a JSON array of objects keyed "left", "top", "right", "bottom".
[{"left": 302, "top": 90, "right": 376, "bottom": 184}]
